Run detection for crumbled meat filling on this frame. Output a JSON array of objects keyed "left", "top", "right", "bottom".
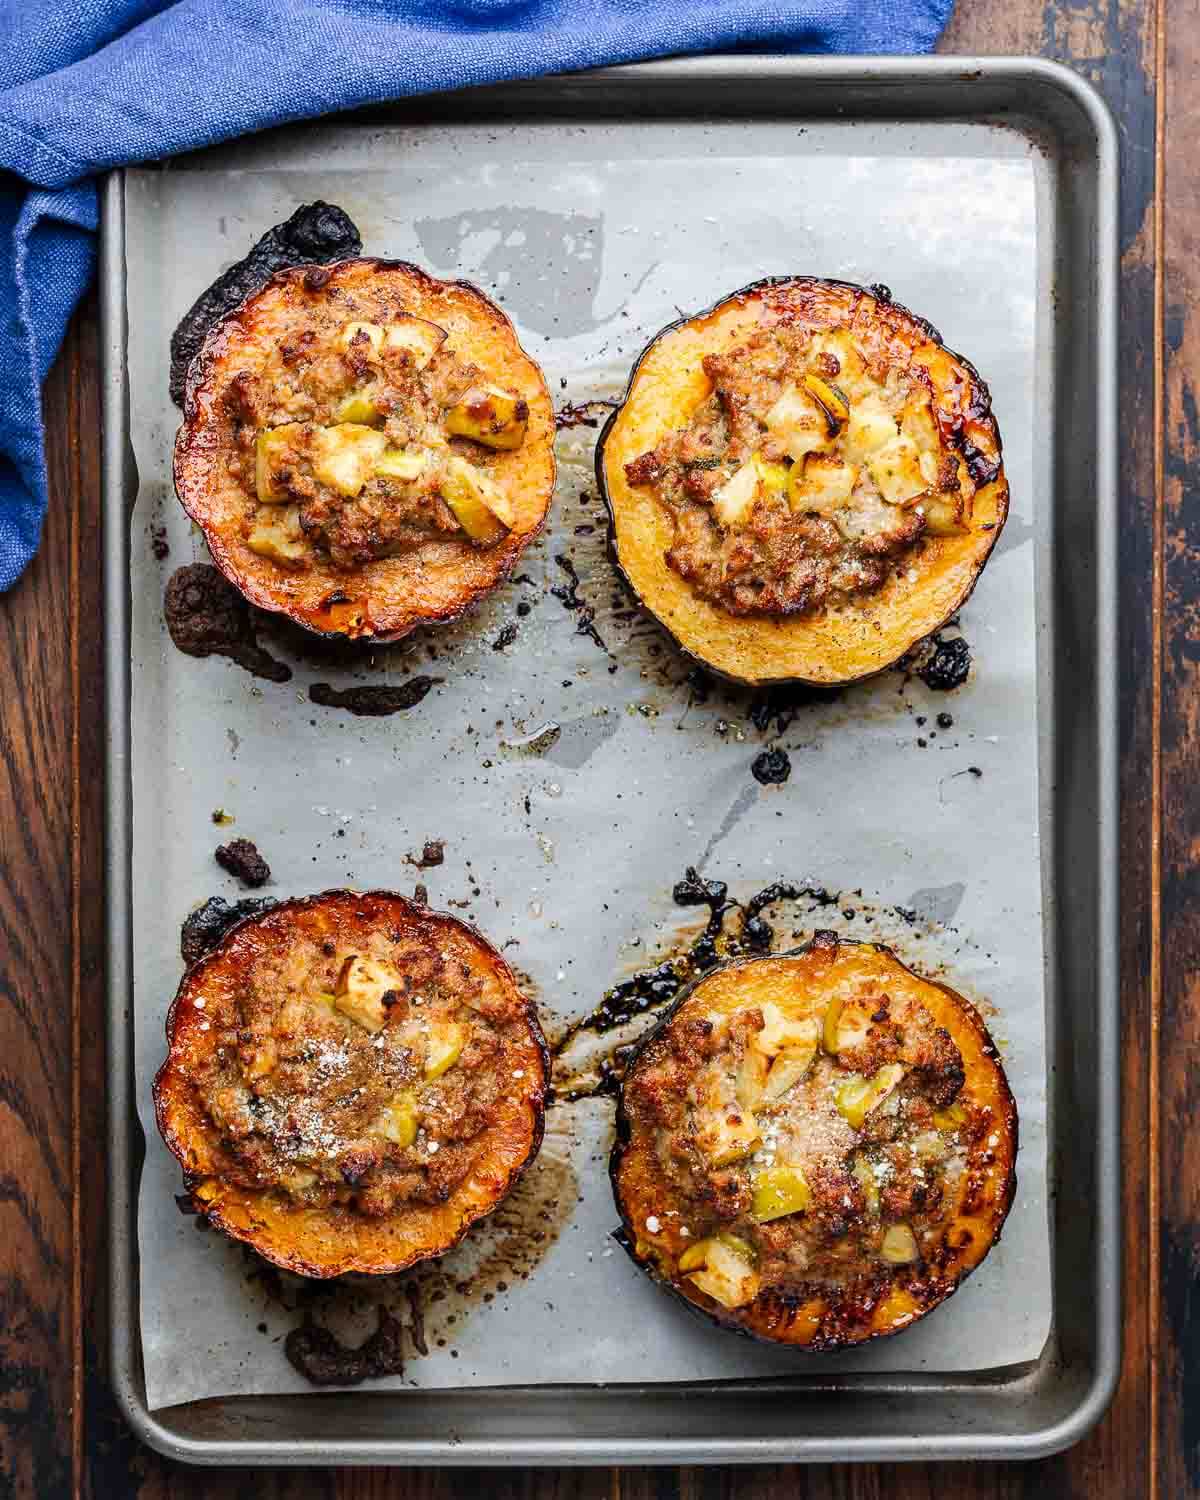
[
  {"left": 227, "top": 308, "right": 529, "bottom": 570},
  {"left": 189, "top": 929, "right": 526, "bottom": 1219},
  {"left": 623, "top": 323, "right": 976, "bottom": 616},
  {"left": 627, "top": 982, "right": 973, "bottom": 1302}
]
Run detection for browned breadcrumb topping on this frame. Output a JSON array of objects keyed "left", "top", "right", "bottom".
[
  {"left": 224, "top": 304, "right": 529, "bottom": 570},
  {"left": 625, "top": 981, "right": 973, "bottom": 1300},
  {"left": 188, "top": 927, "right": 529, "bottom": 1218},
  {"left": 624, "top": 323, "right": 976, "bottom": 617}
]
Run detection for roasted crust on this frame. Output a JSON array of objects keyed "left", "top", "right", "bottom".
[
  {"left": 610, "top": 936, "right": 1017, "bottom": 1349},
  {"left": 154, "top": 890, "right": 548, "bottom": 1278},
  {"left": 174, "top": 258, "right": 556, "bottom": 642},
  {"left": 597, "top": 276, "right": 1009, "bottom": 686}
]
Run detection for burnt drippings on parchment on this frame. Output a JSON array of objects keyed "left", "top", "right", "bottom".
[
  {"left": 248, "top": 1128, "right": 576, "bottom": 1386},
  {"left": 897, "top": 628, "right": 973, "bottom": 692},
  {"left": 746, "top": 680, "right": 842, "bottom": 735},
  {"left": 285, "top": 1305, "right": 406, "bottom": 1387},
  {"left": 550, "top": 553, "right": 608, "bottom": 653},
  {"left": 406, "top": 839, "right": 445, "bottom": 870},
  {"left": 169, "top": 201, "right": 361, "bottom": 406},
  {"left": 750, "top": 747, "right": 791, "bottom": 785},
  {"left": 740, "top": 880, "right": 837, "bottom": 951},
  {"left": 406, "top": 1132, "right": 576, "bottom": 1349},
  {"left": 214, "top": 837, "right": 271, "bottom": 887},
  {"left": 180, "top": 895, "right": 276, "bottom": 965},
  {"left": 165, "top": 563, "right": 293, "bottom": 683},
  {"left": 555, "top": 398, "right": 618, "bottom": 431},
  {"left": 308, "top": 677, "right": 441, "bottom": 716},
  {"left": 549, "top": 869, "right": 840, "bottom": 1104}
]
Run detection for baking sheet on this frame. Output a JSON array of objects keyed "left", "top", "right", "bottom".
[{"left": 125, "top": 116, "right": 1051, "bottom": 1411}]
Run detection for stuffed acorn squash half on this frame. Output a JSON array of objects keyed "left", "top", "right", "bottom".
[
  {"left": 174, "top": 258, "right": 555, "bottom": 641},
  {"left": 598, "top": 277, "right": 1008, "bottom": 685},
  {"left": 611, "top": 932, "right": 1016, "bottom": 1348},
  {"left": 155, "top": 890, "right": 548, "bottom": 1278}
]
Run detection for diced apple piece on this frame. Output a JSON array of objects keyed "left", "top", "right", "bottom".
[
  {"left": 686, "top": 1237, "right": 761, "bottom": 1309},
  {"left": 712, "top": 454, "right": 788, "bottom": 530},
  {"left": 735, "top": 1047, "right": 769, "bottom": 1111},
  {"left": 844, "top": 392, "right": 899, "bottom": 462},
  {"left": 921, "top": 493, "right": 967, "bottom": 536},
  {"left": 311, "top": 423, "right": 388, "bottom": 498},
  {"left": 678, "top": 1238, "right": 712, "bottom": 1273},
  {"left": 756, "top": 1003, "right": 820, "bottom": 1058},
  {"left": 933, "top": 1101, "right": 967, "bottom": 1131},
  {"left": 424, "top": 1021, "right": 466, "bottom": 1079},
  {"left": 446, "top": 386, "right": 530, "bottom": 450},
  {"left": 764, "top": 385, "right": 834, "bottom": 460},
  {"left": 761, "top": 1045, "right": 817, "bottom": 1103},
  {"left": 688, "top": 1269, "right": 748, "bottom": 1307},
  {"left": 438, "top": 454, "right": 516, "bottom": 543},
  {"left": 835, "top": 1062, "right": 905, "bottom": 1130},
  {"left": 333, "top": 954, "right": 401, "bottom": 1034},
  {"left": 254, "top": 424, "right": 304, "bottom": 502},
  {"left": 247, "top": 505, "right": 306, "bottom": 567},
  {"left": 753, "top": 454, "right": 791, "bottom": 494},
  {"left": 809, "top": 330, "right": 872, "bottom": 398},
  {"left": 375, "top": 446, "right": 428, "bottom": 482},
  {"left": 901, "top": 396, "right": 941, "bottom": 452},
  {"left": 374, "top": 1091, "right": 419, "bottom": 1148},
  {"left": 867, "top": 435, "right": 926, "bottom": 506},
  {"left": 751, "top": 1165, "right": 811, "bottom": 1223},
  {"left": 834, "top": 1074, "right": 871, "bottom": 1126},
  {"left": 880, "top": 1222, "right": 920, "bottom": 1265},
  {"left": 338, "top": 320, "right": 384, "bottom": 353},
  {"left": 383, "top": 316, "right": 448, "bottom": 368},
  {"left": 789, "top": 455, "right": 858, "bottom": 515},
  {"left": 913, "top": 1130, "right": 950, "bottom": 1162},
  {"left": 697, "top": 1108, "right": 761, "bottom": 1166},
  {"left": 334, "top": 389, "right": 383, "bottom": 426},
  {"left": 853, "top": 1156, "right": 881, "bottom": 1215},
  {"left": 711, "top": 459, "right": 759, "bottom": 529},
  {"left": 823, "top": 995, "right": 874, "bottom": 1055},
  {"left": 717, "top": 1232, "right": 758, "bottom": 1262}
]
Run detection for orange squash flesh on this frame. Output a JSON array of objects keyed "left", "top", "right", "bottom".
[
  {"left": 174, "top": 258, "right": 556, "bottom": 643},
  {"left": 611, "top": 936, "right": 1017, "bottom": 1349},
  {"left": 154, "top": 891, "right": 548, "bottom": 1278},
  {"left": 597, "top": 277, "right": 1009, "bottom": 686}
]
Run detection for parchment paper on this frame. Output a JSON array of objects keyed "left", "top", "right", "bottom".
[{"left": 126, "top": 115, "right": 1053, "bottom": 1409}]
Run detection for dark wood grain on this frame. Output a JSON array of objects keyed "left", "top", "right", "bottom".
[
  {"left": 1159, "top": 0, "right": 1199, "bottom": 1494},
  {"left": 0, "top": 301, "right": 90, "bottom": 1500},
  {"left": 0, "top": 0, "right": 1162, "bottom": 1494}
]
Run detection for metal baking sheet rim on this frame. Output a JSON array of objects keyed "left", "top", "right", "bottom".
[{"left": 99, "top": 53, "right": 1120, "bottom": 1466}]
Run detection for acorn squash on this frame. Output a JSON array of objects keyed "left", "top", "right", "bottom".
[
  {"left": 597, "top": 277, "right": 1009, "bottom": 686},
  {"left": 610, "top": 932, "right": 1016, "bottom": 1348},
  {"left": 174, "top": 258, "right": 555, "bottom": 642},
  {"left": 154, "top": 890, "right": 548, "bottom": 1278}
]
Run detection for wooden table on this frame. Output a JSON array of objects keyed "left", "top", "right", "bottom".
[{"left": 0, "top": 0, "right": 1176, "bottom": 1491}]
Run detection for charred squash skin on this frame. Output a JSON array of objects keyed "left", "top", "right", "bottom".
[
  {"left": 610, "top": 935, "right": 1017, "bottom": 1349},
  {"left": 174, "top": 258, "right": 556, "bottom": 643},
  {"left": 154, "top": 890, "right": 549, "bottom": 1279},
  {"left": 596, "top": 277, "right": 1009, "bottom": 687}
]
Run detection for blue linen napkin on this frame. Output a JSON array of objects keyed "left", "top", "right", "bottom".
[{"left": 0, "top": 0, "right": 953, "bottom": 590}]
